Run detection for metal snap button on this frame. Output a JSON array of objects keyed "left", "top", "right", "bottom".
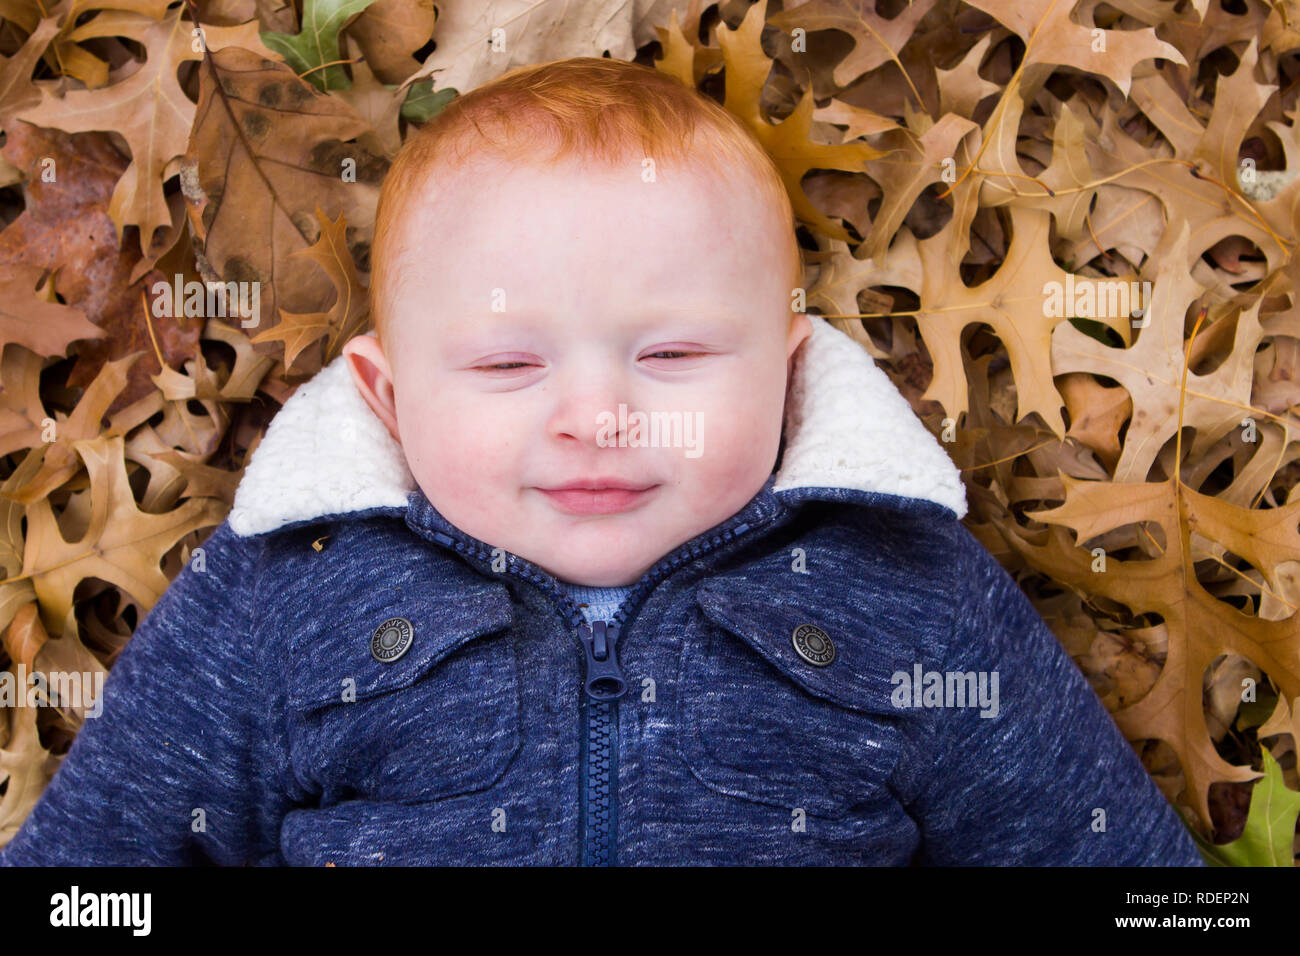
[
  {"left": 791, "top": 623, "right": 834, "bottom": 666},
  {"left": 371, "top": 617, "right": 414, "bottom": 663}
]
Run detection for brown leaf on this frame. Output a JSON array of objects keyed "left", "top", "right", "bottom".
[
  {"left": 964, "top": 0, "right": 1186, "bottom": 98},
  {"left": 13, "top": 5, "right": 283, "bottom": 254},
  {"left": 0, "top": 14, "right": 59, "bottom": 122},
  {"left": 251, "top": 206, "right": 368, "bottom": 371},
  {"left": 183, "top": 46, "right": 381, "bottom": 375},
  {"left": 1052, "top": 222, "right": 1263, "bottom": 482},
  {"left": 0, "top": 119, "right": 203, "bottom": 409},
  {"left": 344, "top": 0, "right": 436, "bottom": 84},
  {"left": 4, "top": 351, "right": 143, "bottom": 504},
  {"left": 769, "top": 0, "right": 938, "bottom": 91},
  {"left": 1020, "top": 474, "right": 1300, "bottom": 827},
  {"left": 0, "top": 263, "right": 105, "bottom": 358},
  {"left": 18, "top": 433, "right": 227, "bottom": 629},
  {"left": 2, "top": 601, "right": 48, "bottom": 672},
  {"left": 713, "top": 0, "right": 885, "bottom": 242}
]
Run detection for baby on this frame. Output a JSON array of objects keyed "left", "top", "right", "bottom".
[{"left": 0, "top": 57, "right": 1205, "bottom": 866}]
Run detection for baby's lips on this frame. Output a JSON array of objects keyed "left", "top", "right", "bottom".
[{"left": 537, "top": 484, "right": 660, "bottom": 516}]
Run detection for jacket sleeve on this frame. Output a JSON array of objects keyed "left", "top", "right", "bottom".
[
  {"left": 0, "top": 519, "right": 292, "bottom": 866},
  {"left": 891, "top": 520, "right": 1207, "bottom": 866}
]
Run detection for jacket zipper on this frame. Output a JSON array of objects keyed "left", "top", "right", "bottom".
[
  {"left": 577, "top": 620, "right": 624, "bottom": 865},
  {"left": 427, "top": 508, "right": 775, "bottom": 866}
]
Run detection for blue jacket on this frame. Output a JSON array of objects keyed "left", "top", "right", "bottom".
[{"left": 0, "top": 317, "right": 1205, "bottom": 865}]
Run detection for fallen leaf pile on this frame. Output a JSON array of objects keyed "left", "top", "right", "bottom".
[{"left": 0, "top": 0, "right": 1296, "bottom": 864}]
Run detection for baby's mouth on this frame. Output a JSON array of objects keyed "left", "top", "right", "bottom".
[{"left": 536, "top": 484, "right": 660, "bottom": 516}]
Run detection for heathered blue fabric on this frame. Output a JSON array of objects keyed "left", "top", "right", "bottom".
[{"left": 0, "top": 474, "right": 1206, "bottom": 866}]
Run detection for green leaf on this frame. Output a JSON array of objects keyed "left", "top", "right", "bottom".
[
  {"left": 1235, "top": 685, "right": 1278, "bottom": 731},
  {"left": 1190, "top": 745, "right": 1300, "bottom": 866},
  {"left": 400, "top": 80, "right": 457, "bottom": 123},
  {"left": 261, "top": 0, "right": 382, "bottom": 92}
]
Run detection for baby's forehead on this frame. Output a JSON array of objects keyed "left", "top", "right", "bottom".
[
  {"left": 403, "top": 147, "right": 759, "bottom": 222},
  {"left": 385, "top": 158, "right": 747, "bottom": 270}
]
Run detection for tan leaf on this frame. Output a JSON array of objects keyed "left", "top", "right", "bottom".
[
  {"left": 18, "top": 434, "right": 227, "bottom": 629},
  {"left": 14, "top": 6, "right": 283, "bottom": 254}
]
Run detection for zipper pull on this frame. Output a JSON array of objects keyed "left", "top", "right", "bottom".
[{"left": 578, "top": 621, "right": 628, "bottom": 701}]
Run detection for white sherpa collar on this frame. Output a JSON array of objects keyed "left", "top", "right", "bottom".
[{"left": 227, "top": 315, "right": 968, "bottom": 537}]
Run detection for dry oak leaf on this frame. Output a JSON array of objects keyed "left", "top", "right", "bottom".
[
  {"left": 13, "top": 5, "right": 283, "bottom": 256},
  {"left": 0, "top": 120, "right": 203, "bottom": 410},
  {"left": 400, "top": 0, "right": 687, "bottom": 100},
  {"left": 5, "top": 351, "right": 145, "bottom": 506},
  {"left": 1021, "top": 472, "right": 1300, "bottom": 829},
  {"left": 1263, "top": 0, "right": 1300, "bottom": 53},
  {"left": 0, "top": 15, "right": 60, "bottom": 122},
  {"left": 653, "top": 8, "right": 693, "bottom": 84},
  {"left": 346, "top": 0, "right": 438, "bottom": 85},
  {"left": 1057, "top": 372, "right": 1132, "bottom": 472},
  {"left": 5, "top": 584, "right": 106, "bottom": 734},
  {"left": 17, "top": 433, "right": 227, "bottom": 631},
  {"left": 145, "top": 449, "right": 243, "bottom": 505},
  {"left": 119, "top": 387, "right": 226, "bottom": 481},
  {"left": 804, "top": 229, "right": 923, "bottom": 359},
  {"left": 914, "top": 203, "right": 1132, "bottom": 436},
  {"left": 31, "top": 617, "right": 109, "bottom": 730},
  {"left": 1254, "top": 332, "right": 1300, "bottom": 425},
  {"left": 979, "top": 91, "right": 1099, "bottom": 245},
  {"left": 183, "top": 46, "right": 379, "bottom": 363},
  {"left": 810, "top": 97, "right": 899, "bottom": 143},
  {"left": 121, "top": 421, "right": 228, "bottom": 513},
  {"left": 332, "top": 54, "right": 407, "bottom": 159},
  {"left": 251, "top": 206, "right": 368, "bottom": 371},
  {"left": 0, "top": 494, "right": 37, "bottom": 681},
  {"left": 653, "top": 6, "right": 717, "bottom": 90},
  {"left": 1159, "top": 0, "right": 1267, "bottom": 68},
  {"left": 1257, "top": 692, "right": 1300, "bottom": 752},
  {"left": 963, "top": 0, "right": 1186, "bottom": 98},
  {"left": 0, "top": 699, "right": 53, "bottom": 842},
  {"left": 0, "top": 0, "right": 175, "bottom": 91},
  {"left": 2, "top": 601, "right": 48, "bottom": 674},
  {"left": 1092, "top": 46, "right": 1291, "bottom": 274},
  {"left": 137, "top": 351, "right": 244, "bottom": 460},
  {"left": 857, "top": 113, "right": 979, "bottom": 264},
  {"left": 0, "top": 345, "right": 49, "bottom": 461},
  {"left": 934, "top": 33, "right": 1002, "bottom": 120},
  {"left": 767, "top": 0, "right": 938, "bottom": 91},
  {"left": 1059, "top": 182, "right": 1165, "bottom": 271},
  {"left": 1051, "top": 221, "right": 1266, "bottom": 483},
  {"left": 713, "top": 0, "right": 884, "bottom": 243},
  {"left": 0, "top": 263, "right": 105, "bottom": 358},
  {"left": 152, "top": 317, "right": 275, "bottom": 404}
]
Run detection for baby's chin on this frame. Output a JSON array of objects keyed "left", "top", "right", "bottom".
[
  {"left": 531, "top": 557, "right": 648, "bottom": 589},
  {"left": 519, "top": 546, "right": 657, "bottom": 588}
]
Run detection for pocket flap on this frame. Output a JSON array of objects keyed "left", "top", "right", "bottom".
[
  {"left": 694, "top": 578, "right": 909, "bottom": 718},
  {"left": 287, "top": 581, "right": 515, "bottom": 711}
]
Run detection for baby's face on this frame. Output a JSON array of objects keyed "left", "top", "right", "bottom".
[{"left": 346, "top": 152, "right": 810, "bottom": 587}]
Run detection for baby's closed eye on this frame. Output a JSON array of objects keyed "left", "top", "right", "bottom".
[{"left": 474, "top": 351, "right": 707, "bottom": 372}]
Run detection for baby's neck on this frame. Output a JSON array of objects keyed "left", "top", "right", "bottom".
[{"left": 555, "top": 581, "right": 633, "bottom": 624}]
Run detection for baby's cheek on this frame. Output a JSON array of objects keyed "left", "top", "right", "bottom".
[
  {"left": 418, "top": 403, "right": 520, "bottom": 487},
  {"left": 700, "top": 400, "right": 781, "bottom": 479}
]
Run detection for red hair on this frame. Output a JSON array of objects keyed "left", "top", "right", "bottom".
[{"left": 368, "top": 56, "right": 802, "bottom": 355}]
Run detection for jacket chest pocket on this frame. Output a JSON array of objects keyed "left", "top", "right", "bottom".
[
  {"left": 285, "top": 581, "right": 521, "bottom": 805},
  {"left": 676, "top": 583, "right": 905, "bottom": 820}
]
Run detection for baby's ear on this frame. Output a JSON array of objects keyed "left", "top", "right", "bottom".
[
  {"left": 786, "top": 312, "right": 813, "bottom": 357},
  {"left": 342, "top": 334, "right": 401, "bottom": 444},
  {"left": 785, "top": 312, "right": 812, "bottom": 383}
]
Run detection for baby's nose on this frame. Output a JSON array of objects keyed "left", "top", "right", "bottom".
[{"left": 547, "top": 379, "right": 633, "bottom": 445}]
